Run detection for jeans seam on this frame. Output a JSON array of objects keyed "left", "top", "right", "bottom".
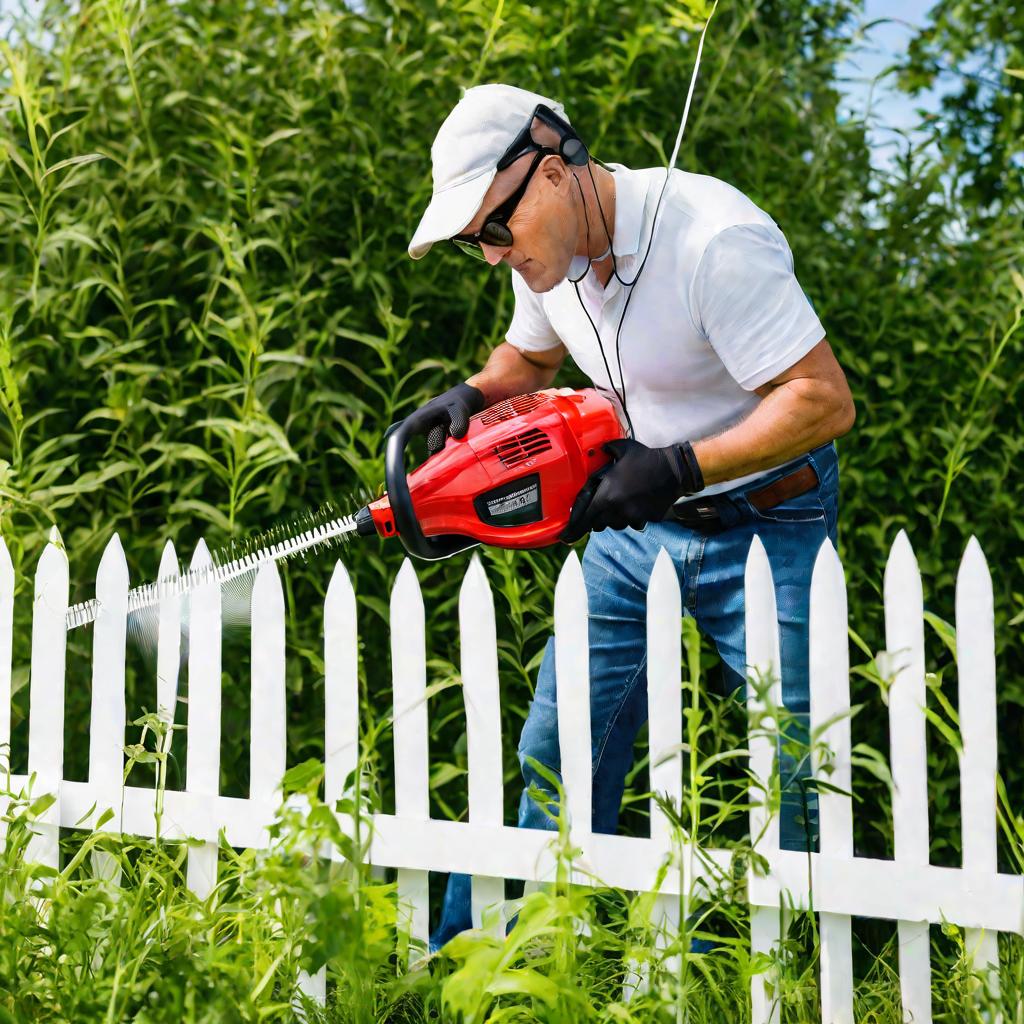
[
  {"left": 591, "top": 651, "right": 648, "bottom": 783},
  {"left": 686, "top": 533, "right": 705, "bottom": 618}
]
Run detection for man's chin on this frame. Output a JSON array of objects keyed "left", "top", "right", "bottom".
[{"left": 520, "top": 261, "right": 562, "bottom": 294}]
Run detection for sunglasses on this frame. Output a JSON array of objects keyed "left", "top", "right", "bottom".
[{"left": 450, "top": 147, "right": 555, "bottom": 260}]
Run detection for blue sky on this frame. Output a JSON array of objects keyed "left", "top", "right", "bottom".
[
  {"left": 2, "top": 0, "right": 950, "bottom": 169},
  {"left": 834, "top": 0, "right": 950, "bottom": 168}
]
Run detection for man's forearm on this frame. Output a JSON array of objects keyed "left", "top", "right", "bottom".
[
  {"left": 692, "top": 378, "right": 855, "bottom": 486},
  {"left": 466, "top": 342, "right": 560, "bottom": 406}
]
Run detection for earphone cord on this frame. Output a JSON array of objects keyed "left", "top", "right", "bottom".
[{"left": 568, "top": 0, "right": 719, "bottom": 442}]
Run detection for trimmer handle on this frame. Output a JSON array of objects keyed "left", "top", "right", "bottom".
[{"left": 384, "top": 416, "right": 477, "bottom": 561}]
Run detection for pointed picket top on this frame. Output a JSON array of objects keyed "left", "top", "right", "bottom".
[
  {"left": 647, "top": 547, "right": 682, "bottom": 839},
  {"left": 555, "top": 550, "right": 591, "bottom": 840},
  {"left": 251, "top": 560, "right": 286, "bottom": 803},
  {"left": 0, "top": 534, "right": 13, "bottom": 758},
  {"left": 325, "top": 559, "right": 358, "bottom": 811},
  {"left": 47, "top": 523, "right": 64, "bottom": 549},
  {"left": 191, "top": 535, "right": 212, "bottom": 572},
  {"left": 393, "top": 556, "right": 422, "bottom": 607},
  {"left": 96, "top": 532, "right": 129, "bottom": 598}
]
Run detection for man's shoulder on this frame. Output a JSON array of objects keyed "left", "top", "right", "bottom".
[{"left": 621, "top": 163, "right": 776, "bottom": 234}]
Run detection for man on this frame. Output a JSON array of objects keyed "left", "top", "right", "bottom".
[{"left": 402, "top": 84, "right": 855, "bottom": 952}]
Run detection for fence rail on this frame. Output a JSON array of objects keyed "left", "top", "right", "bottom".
[{"left": 0, "top": 527, "right": 1021, "bottom": 1023}]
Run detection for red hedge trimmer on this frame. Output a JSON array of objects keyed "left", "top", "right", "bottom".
[{"left": 65, "top": 387, "right": 626, "bottom": 631}]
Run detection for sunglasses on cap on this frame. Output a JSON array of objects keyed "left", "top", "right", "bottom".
[{"left": 450, "top": 104, "right": 584, "bottom": 261}]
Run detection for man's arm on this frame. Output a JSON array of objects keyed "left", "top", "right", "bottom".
[
  {"left": 467, "top": 340, "right": 567, "bottom": 405},
  {"left": 691, "top": 337, "right": 855, "bottom": 486}
]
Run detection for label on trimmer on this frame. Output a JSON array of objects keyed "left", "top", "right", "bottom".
[{"left": 474, "top": 474, "right": 543, "bottom": 527}]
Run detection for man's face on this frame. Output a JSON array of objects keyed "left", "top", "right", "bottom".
[{"left": 458, "top": 152, "right": 579, "bottom": 293}]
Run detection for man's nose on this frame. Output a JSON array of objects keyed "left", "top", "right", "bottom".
[{"left": 480, "top": 242, "right": 509, "bottom": 266}]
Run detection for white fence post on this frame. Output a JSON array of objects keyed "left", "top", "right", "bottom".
[
  {"left": 745, "top": 534, "right": 783, "bottom": 1024},
  {"left": 325, "top": 560, "right": 359, "bottom": 821},
  {"left": 956, "top": 537, "right": 1001, "bottom": 1016},
  {"left": 809, "top": 539, "right": 854, "bottom": 1023},
  {"left": 460, "top": 554, "right": 505, "bottom": 937},
  {"left": 89, "top": 533, "right": 129, "bottom": 883},
  {"left": 0, "top": 535, "right": 13, "bottom": 844},
  {"left": 554, "top": 551, "right": 591, "bottom": 849},
  {"left": 250, "top": 561, "right": 285, "bottom": 813},
  {"left": 391, "top": 558, "right": 430, "bottom": 958},
  {"left": 155, "top": 539, "right": 181, "bottom": 765},
  {"left": 27, "top": 528, "right": 68, "bottom": 870},
  {"left": 884, "top": 529, "right": 932, "bottom": 1024},
  {"left": 186, "top": 539, "right": 221, "bottom": 899},
  {"left": 647, "top": 548, "right": 685, "bottom": 982}
]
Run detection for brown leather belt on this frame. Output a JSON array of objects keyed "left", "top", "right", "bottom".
[
  {"left": 667, "top": 462, "right": 820, "bottom": 529},
  {"left": 745, "top": 463, "right": 819, "bottom": 511}
]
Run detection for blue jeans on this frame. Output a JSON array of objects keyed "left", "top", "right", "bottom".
[{"left": 430, "top": 442, "right": 840, "bottom": 952}]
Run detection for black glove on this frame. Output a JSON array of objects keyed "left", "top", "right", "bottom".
[
  {"left": 560, "top": 438, "right": 704, "bottom": 543},
  {"left": 385, "top": 382, "right": 486, "bottom": 457}
]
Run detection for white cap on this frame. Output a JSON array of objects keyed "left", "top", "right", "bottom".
[{"left": 408, "top": 84, "right": 569, "bottom": 260}]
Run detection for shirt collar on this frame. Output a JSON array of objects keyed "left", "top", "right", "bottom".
[{"left": 605, "top": 162, "right": 648, "bottom": 258}]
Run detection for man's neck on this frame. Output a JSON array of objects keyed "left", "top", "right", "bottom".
[{"left": 579, "top": 164, "right": 616, "bottom": 262}]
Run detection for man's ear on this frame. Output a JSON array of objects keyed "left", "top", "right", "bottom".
[{"left": 540, "top": 153, "right": 571, "bottom": 191}]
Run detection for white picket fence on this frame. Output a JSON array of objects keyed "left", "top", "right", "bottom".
[{"left": 0, "top": 526, "right": 1021, "bottom": 1022}]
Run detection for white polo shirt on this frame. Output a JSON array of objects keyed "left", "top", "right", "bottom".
[{"left": 505, "top": 163, "right": 826, "bottom": 496}]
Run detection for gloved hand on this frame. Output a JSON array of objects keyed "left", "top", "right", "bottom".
[
  {"left": 560, "top": 438, "right": 703, "bottom": 543},
  {"left": 385, "top": 382, "right": 486, "bottom": 456}
]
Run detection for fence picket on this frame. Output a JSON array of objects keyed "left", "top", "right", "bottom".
[
  {"left": 956, "top": 537, "right": 1001, "bottom": 1015},
  {"left": 884, "top": 529, "right": 932, "bottom": 1024},
  {"left": 648, "top": 548, "right": 684, "bottom": 980},
  {"left": 325, "top": 560, "right": 359, "bottom": 816},
  {"left": 0, "top": 535, "right": 13, "bottom": 843},
  {"left": 89, "top": 533, "right": 129, "bottom": 882},
  {"left": 186, "top": 539, "right": 221, "bottom": 899},
  {"left": 27, "top": 528, "right": 68, "bottom": 869},
  {"left": 809, "top": 540, "right": 854, "bottom": 1023},
  {"left": 155, "top": 540, "right": 181, "bottom": 763},
  {"left": 460, "top": 554, "right": 505, "bottom": 936},
  {"left": 745, "top": 534, "right": 782, "bottom": 1024},
  {"left": 251, "top": 561, "right": 286, "bottom": 815},
  {"left": 391, "top": 558, "right": 429, "bottom": 957},
  {"left": 555, "top": 551, "right": 591, "bottom": 847}
]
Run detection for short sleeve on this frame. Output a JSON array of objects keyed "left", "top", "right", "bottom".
[
  {"left": 690, "top": 222, "right": 825, "bottom": 390},
  {"left": 505, "top": 267, "right": 562, "bottom": 352}
]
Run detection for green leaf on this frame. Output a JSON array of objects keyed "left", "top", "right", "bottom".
[{"left": 41, "top": 152, "right": 107, "bottom": 178}]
